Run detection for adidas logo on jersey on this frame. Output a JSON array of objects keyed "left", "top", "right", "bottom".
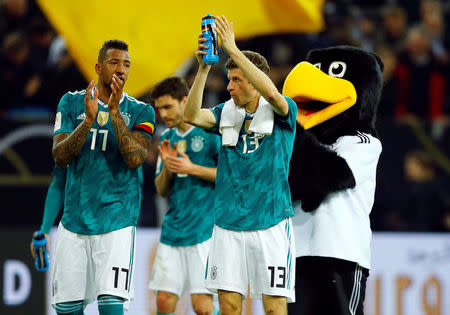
[{"left": 77, "top": 113, "right": 86, "bottom": 120}]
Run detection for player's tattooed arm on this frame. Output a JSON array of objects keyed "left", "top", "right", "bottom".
[
  {"left": 110, "top": 111, "right": 150, "bottom": 169},
  {"left": 52, "top": 81, "right": 98, "bottom": 168},
  {"left": 52, "top": 120, "right": 94, "bottom": 168}
]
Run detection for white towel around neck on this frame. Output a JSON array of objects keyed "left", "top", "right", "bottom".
[{"left": 219, "top": 96, "right": 274, "bottom": 146}]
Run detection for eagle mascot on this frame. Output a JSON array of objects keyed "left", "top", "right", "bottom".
[{"left": 283, "top": 46, "right": 384, "bottom": 315}]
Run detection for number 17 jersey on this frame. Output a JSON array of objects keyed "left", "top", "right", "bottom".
[{"left": 53, "top": 90, "right": 156, "bottom": 235}]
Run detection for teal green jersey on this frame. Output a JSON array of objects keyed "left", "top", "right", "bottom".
[
  {"left": 53, "top": 90, "right": 156, "bottom": 235},
  {"left": 207, "top": 96, "right": 297, "bottom": 231},
  {"left": 156, "top": 126, "right": 220, "bottom": 246}
]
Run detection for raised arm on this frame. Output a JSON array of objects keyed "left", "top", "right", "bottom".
[
  {"left": 109, "top": 74, "right": 150, "bottom": 169},
  {"left": 215, "top": 16, "right": 288, "bottom": 116},
  {"left": 184, "top": 34, "right": 217, "bottom": 129},
  {"left": 52, "top": 81, "right": 98, "bottom": 168}
]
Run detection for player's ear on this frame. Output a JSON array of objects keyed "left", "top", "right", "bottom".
[
  {"left": 181, "top": 96, "right": 187, "bottom": 106},
  {"left": 95, "top": 63, "right": 102, "bottom": 76}
]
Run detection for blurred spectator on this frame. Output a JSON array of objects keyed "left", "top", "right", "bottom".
[
  {"left": 28, "top": 16, "right": 56, "bottom": 73},
  {"left": 348, "top": 8, "right": 379, "bottom": 52},
  {"left": 0, "top": 31, "right": 41, "bottom": 114},
  {"left": 0, "top": 0, "right": 30, "bottom": 39},
  {"left": 375, "top": 44, "right": 399, "bottom": 117},
  {"left": 379, "top": 5, "right": 409, "bottom": 54},
  {"left": 44, "top": 37, "right": 86, "bottom": 106},
  {"left": 399, "top": 151, "right": 449, "bottom": 231},
  {"left": 418, "top": 0, "right": 448, "bottom": 63},
  {"left": 394, "top": 26, "right": 447, "bottom": 122}
]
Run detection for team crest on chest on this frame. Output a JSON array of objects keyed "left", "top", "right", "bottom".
[
  {"left": 177, "top": 140, "right": 187, "bottom": 153},
  {"left": 97, "top": 112, "right": 109, "bottom": 126},
  {"left": 191, "top": 136, "right": 204, "bottom": 152}
]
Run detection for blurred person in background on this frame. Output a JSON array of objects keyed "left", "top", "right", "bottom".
[
  {"left": 379, "top": 5, "right": 409, "bottom": 54},
  {"left": 0, "top": 0, "right": 30, "bottom": 39},
  {"left": 349, "top": 10, "right": 379, "bottom": 52},
  {"left": 0, "top": 31, "right": 41, "bottom": 114},
  {"left": 375, "top": 44, "right": 400, "bottom": 117},
  {"left": 46, "top": 36, "right": 87, "bottom": 106},
  {"left": 394, "top": 25, "right": 447, "bottom": 123},
  {"left": 419, "top": 0, "right": 449, "bottom": 63},
  {"left": 50, "top": 39, "right": 155, "bottom": 315},
  {"left": 149, "top": 76, "right": 220, "bottom": 315},
  {"left": 28, "top": 16, "right": 55, "bottom": 73},
  {"left": 400, "top": 151, "right": 449, "bottom": 231}
]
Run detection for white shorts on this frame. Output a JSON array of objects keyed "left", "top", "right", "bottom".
[
  {"left": 51, "top": 223, "right": 136, "bottom": 306},
  {"left": 205, "top": 219, "right": 295, "bottom": 302},
  {"left": 149, "top": 238, "right": 211, "bottom": 297}
]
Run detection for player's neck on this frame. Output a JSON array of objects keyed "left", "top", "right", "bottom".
[
  {"left": 244, "top": 96, "right": 260, "bottom": 114},
  {"left": 176, "top": 121, "right": 192, "bottom": 133},
  {"left": 96, "top": 82, "right": 113, "bottom": 105}
]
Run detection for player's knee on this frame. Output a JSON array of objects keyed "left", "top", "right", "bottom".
[
  {"left": 156, "top": 292, "right": 177, "bottom": 312},
  {"left": 193, "top": 302, "right": 212, "bottom": 315},
  {"left": 220, "top": 300, "right": 240, "bottom": 315},
  {"left": 265, "top": 307, "right": 279, "bottom": 315},
  {"left": 264, "top": 303, "right": 287, "bottom": 315}
]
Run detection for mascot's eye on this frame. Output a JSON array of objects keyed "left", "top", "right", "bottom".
[
  {"left": 328, "top": 61, "right": 346, "bottom": 78},
  {"left": 313, "top": 63, "right": 321, "bottom": 70}
]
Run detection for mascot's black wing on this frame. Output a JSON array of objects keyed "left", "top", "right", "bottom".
[{"left": 289, "top": 128, "right": 355, "bottom": 212}]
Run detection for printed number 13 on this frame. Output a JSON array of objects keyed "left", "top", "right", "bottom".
[
  {"left": 268, "top": 266, "right": 286, "bottom": 288},
  {"left": 90, "top": 128, "right": 108, "bottom": 151}
]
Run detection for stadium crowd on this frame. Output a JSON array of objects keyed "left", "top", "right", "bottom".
[{"left": 1, "top": 0, "right": 449, "bottom": 232}]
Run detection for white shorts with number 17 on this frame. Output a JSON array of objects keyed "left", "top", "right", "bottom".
[
  {"left": 205, "top": 218, "right": 295, "bottom": 302},
  {"left": 51, "top": 223, "right": 136, "bottom": 306}
]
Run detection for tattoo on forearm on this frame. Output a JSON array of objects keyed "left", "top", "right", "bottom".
[
  {"left": 53, "top": 121, "right": 92, "bottom": 167},
  {"left": 110, "top": 111, "right": 149, "bottom": 168}
]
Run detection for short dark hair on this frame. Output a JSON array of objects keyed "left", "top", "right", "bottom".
[
  {"left": 151, "top": 76, "right": 189, "bottom": 101},
  {"left": 225, "top": 50, "right": 270, "bottom": 75},
  {"left": 98, "top": 39, "right": 128, "bottom": 62}
]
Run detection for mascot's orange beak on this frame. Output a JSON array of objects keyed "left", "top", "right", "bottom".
[{"left": 282, "top": 61, "right": 357, "bottom": 129}]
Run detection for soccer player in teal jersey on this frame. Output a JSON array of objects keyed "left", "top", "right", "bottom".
[
  {"left": 148, "top": 77, "right": 220, "bottom": 315},
  {"left": 184, "top": 16, "right": 296, "bottom": 315},
  {"left": 51, "top": 40, "right": 155, "bottom": 315}
]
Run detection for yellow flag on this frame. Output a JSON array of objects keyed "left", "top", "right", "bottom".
[{"left": 37, "top": 0, "right": 324, "bottom": 97}]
